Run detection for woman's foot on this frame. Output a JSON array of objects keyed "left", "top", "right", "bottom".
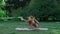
[
  {"left": 29, "top": 28, "right": 33, "bottom": 29},
  {"left": 34, "top": 28, "right": 39, "bottom": 30}
]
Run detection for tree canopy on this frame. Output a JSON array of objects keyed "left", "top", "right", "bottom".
[{"left": 0, "top": 0, "right": 60, "bottom": 21}]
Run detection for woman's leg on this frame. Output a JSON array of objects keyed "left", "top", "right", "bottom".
[
  {"left": 33, "top": 23, "right": 39, "bottom": 28},
  {"left": 29, "top": 23, "right": 33, "bottom": 29}
]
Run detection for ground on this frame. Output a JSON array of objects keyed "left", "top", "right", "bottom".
[{"left": 0, "top": 21, "right": 60, "bottom": 34}]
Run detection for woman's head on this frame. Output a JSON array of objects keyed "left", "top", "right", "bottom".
[{"left": 28, "top": 16, "right": 35, "bottom": 20}]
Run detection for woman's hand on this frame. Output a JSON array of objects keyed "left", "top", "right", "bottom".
[{"left": 20, "top": 17, "right": 24, "bottom": 20}]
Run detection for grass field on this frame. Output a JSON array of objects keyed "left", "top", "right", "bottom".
[{"left": 0, "top": 21, "right": 60, "bottom": 34}]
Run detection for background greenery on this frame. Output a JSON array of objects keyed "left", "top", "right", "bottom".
[{"left": 0, "top": 0, "right": 60, "bottom": 21}]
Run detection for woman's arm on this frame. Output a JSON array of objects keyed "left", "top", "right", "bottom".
[
  {"left": 20, "top": 17, "right": 28, "bottom": 22},
  {"left": 34, "top": 19, "right": 39, "bottom": 24}
]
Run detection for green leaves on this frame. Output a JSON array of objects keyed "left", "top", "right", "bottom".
[
  {"left": 0, "top": 9, "right": 6, "bottom": 16},
  {"left": 3, "top": 0, "right": 60, "bottom": 21},
  {"left": 0, "top": 0, "right": 6, "bottom": 6}
]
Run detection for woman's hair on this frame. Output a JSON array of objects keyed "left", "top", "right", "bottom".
[{"left": 28, "top": 16, "right": 35, "bottom": 19}]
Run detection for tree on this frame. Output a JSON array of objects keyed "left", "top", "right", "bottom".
[{"left": 0, "top": 0, "right": 6, "bottom": 17}]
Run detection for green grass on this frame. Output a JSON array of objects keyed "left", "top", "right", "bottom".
[{"left": 0, "top": 21, "right": 60, "bottom": 34}]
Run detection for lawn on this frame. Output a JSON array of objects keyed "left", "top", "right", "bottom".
[{"left": 0, "top": 21, "right": 60, "bottom": 34}]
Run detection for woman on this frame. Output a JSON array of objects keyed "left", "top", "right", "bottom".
[{"left": 20, "top": 16, "right": 39, "bottom": 29}]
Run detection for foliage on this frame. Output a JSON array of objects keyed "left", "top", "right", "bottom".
[
  {"left": 0, "top": 9, "right": 6, "bottom": 16},
  {"left": 3, "top": 0, "right": 60, "bottom": 21}
]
